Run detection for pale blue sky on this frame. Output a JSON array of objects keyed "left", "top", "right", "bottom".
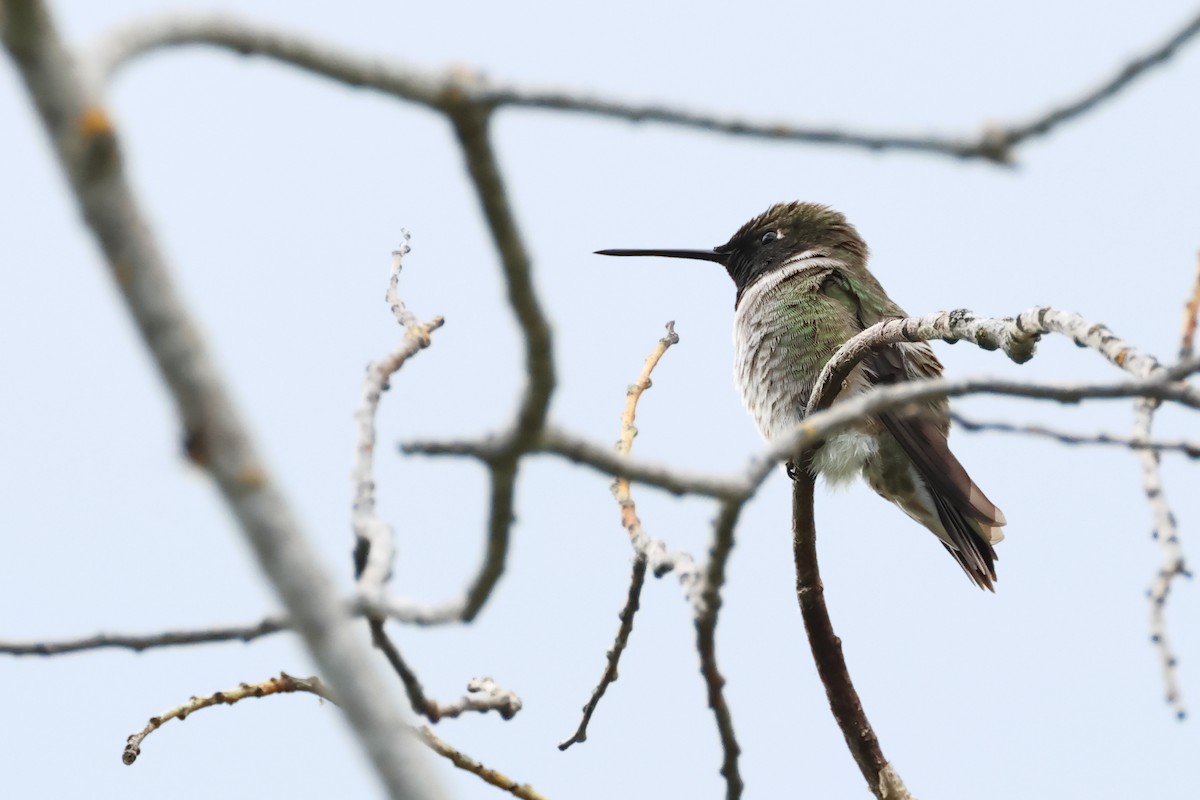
[{"left": 3, "top": 1, "right": 1199, "bottom": 798}]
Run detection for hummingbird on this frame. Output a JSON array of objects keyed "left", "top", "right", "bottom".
[{"left": 597, "top": 201, "right": 1006, "bottom": 589}]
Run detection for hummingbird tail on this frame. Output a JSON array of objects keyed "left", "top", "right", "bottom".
[{"left": 878, "top": 412, "right": 1006, "bottom": 591}]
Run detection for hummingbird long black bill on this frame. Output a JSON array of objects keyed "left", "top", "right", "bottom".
[{"left": 595, "top": 248, "right": 726, "bottom": 264}]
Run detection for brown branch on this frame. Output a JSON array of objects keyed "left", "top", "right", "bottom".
[
  {"left": 88, "top": 10, "right": 1200, "bottom": 165},
  {"left": 559, "top": 322, "right": 681, "bottom": 751},
  {"left": 123, "top": 672, "right": 543, "bottom": 798},
  {"left": 791, "top": 469, "right": 913, "bottom": 800},
  {"left": 406, "top": 427, "right": 747, "bottom": 500},
  {"left": 416, "top": 726, "right": 549, "bottom": 800},
  {"left": 443, "top": 104, "right": 555, "bottom": 622},
  {"left": 558, "top": 555, "right": 647, "bottom": 751},
  {"left": 123, "top": 672, "right": 335, "bottom": 765},
  {"left": 695, "top": 500, "right": 744, "bottom": 800},
  {"left": 0, "top": 617, "right": 287, "bottom": 656},
  {"left": 1180, "top": 251, "right": 1200, "bottom": 362},
  {"left": 370, "top": 620, "right": 521, "bottom": 722}
]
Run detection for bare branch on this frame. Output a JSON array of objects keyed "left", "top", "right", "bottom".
[
  {"left": 791, "top": 470, "right": 915, "bottom": 799},
  {"left": 416, "top": 726, "right": 549, "bottom": 800},
  {"left": 808, "top": 306, "right": 1174, "bottom": 420},
  {"left": 354, "top": 239, "right": 444, "bottom": 593},
  {"left": 560, "top": 322, "right": 689, "bottom": 751},
  {"left": 0, "top": 617, "right": 287, "bottom": 656},
  {"left": 443, "top": 105, "right": 556, "bottom": 621},
  {"left": 447, "top": 106, "right": 555, "bottom": 451},
  {"left": 405, "top": 428, "right": 747, "bottom": 500},
  {"left": 950, "top": 413, "right": 1200, "bottom": 458},
  {"left": 1180, "top": 252, "right": 1200, "bottom": 362},
  {"left": 606, "top": 323, "right": 701, "bottom": 587},
  {"left": 0, "top": 5, "right": 441, "bottom": 797},
  {"left": 1136, "top": 398, "right": 1189, "bottom": 721},
  {"left": 409, "top": 366, "right": 1200, "bottom": 512},
  {"left": 123, "top": 672, "right": 335, "bottom": 765},
  {"left": 1137, "top": 260, "right": 1200, "bottom": 720},
  {"left": 694, "top": 501, "right": 744, "bottom": 800},
  {"left": 85, "top": 10, "right": 1200, "bottom": 165},
  {"left": 370, "top": 621, "right": 522, "bottom": 722},
  {"left": 992, "top": 10, "right": 1200, "bottom": 157},
  {"left": 557, "top": 557, "right": 646, "bottom": 751},
  {"left": 88, "top": 12, "right": 447, "bottom": 109},
  {"left": 123, "top": 672, "right": 540, "bottom": 797}
]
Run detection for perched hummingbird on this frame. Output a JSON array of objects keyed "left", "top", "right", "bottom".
[{"left": 598, "top": 201, "right": 1006, "bottom": 589}]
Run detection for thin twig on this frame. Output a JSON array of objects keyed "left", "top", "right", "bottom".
[
  {"left": 992, "top": 10, "right": 1200, "bottom": 157},
  {"left": 694, "top": 501, "right": 744, "bottom": 800},
  {"left": 558, "top": 556, "right": 647, "bottom": 751},
  {"left": 559, "top": 322, "right": 685, "bottom": 751},
  {"left": 1137, "top": 398, "right": 1189, "bottom": 721},
  {"left": 1138, "top": 258, "right": 1200, "bottom": 720},
  {"left": 354, "top": 239, "right": 444, "bottom": 591},
  {"left": 347, "top": 242, "right": 461, "bottom": 717},
  {"left": 406, "top": 426, "right": 747, "bottom": 500},
  {"left": 123, "top": 672, "right": 336, "bottom": 765},
  {"left": 1180, "top": 252, "right": 1200, "bottom": 361},
  {"left": 416, "top": 726, "right": 549, "bottom": 800},
  {"left": 123, "top": 673, "right": 543, "bottom": 798},
  {"left": 950, "top": 413, "right": 1200, "bottom": 458},
  {"left": 0, "top": 617, "right": 287, "bottom": 656},
  {"left": 370, "top": 621, "right": 522, "bottom": 722},
  {"left": 0, "top": 6, "right": 441, "bottom": 797},
  {"left": 87, "top": 10, "right": 1200, "bottom": 165}
]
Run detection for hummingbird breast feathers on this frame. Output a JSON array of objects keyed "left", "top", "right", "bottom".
[{"left": 731, "top": 258, "right": 872, "bottom": 444}]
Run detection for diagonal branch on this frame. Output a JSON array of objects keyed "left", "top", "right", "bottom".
[
  {"left": 992, "top": 10, "right": 1200, "bottom": 157},
  {"left": 560, "top": 322, "right": 695, "bottom": 751},
  {"left": 0, "top": 5, "right": 441, "bottom": 797},
  {"left": 416, "top": 725, "right": 549, "bottom": 800}
]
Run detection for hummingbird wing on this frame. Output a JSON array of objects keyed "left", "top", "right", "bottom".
[{"left": 821, "top": 271, "right": 1006, "bottom": 589}]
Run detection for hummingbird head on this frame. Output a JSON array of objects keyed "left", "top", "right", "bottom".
[{"left": 597, "top": 201, "right": 868, "bottom": 304}]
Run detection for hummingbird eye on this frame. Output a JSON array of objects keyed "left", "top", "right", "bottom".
[{"left": 760, "top": 230, "right": 779, "bottom": 245}]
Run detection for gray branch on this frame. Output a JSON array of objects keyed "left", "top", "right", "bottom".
[
  {"left": 950, "top": 413, "right": 1200, "bottom": 458},
  {"left": 0, "top": 4, "right": 442, "bottom": 797},
  {"left": 84, "top": 9, "right": 1200, "bottom": 165}
]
